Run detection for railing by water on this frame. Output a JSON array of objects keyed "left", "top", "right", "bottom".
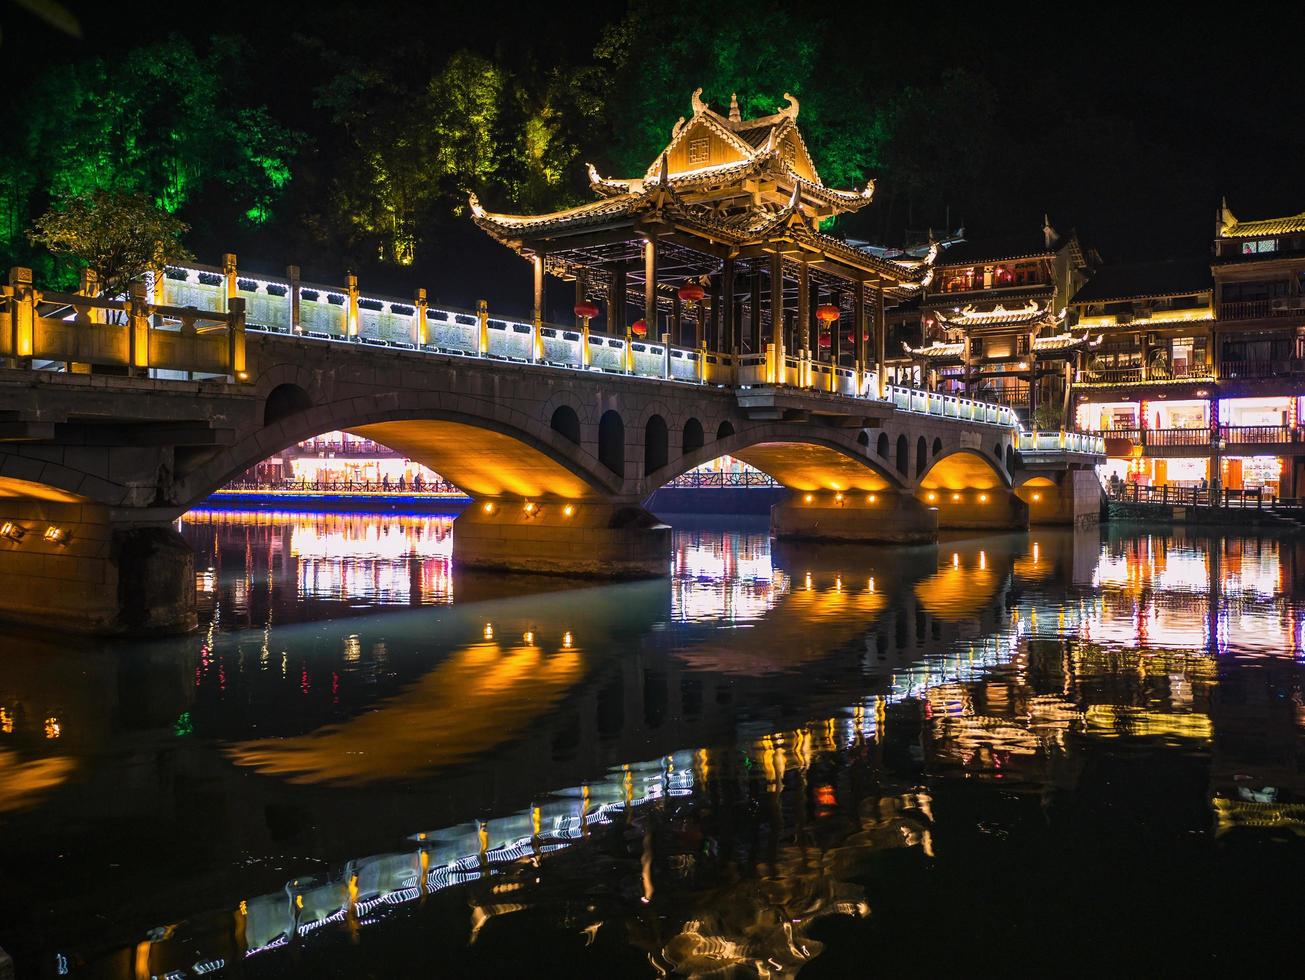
[
  {"left": 1016, "top": 431, "right": 1106, "bottom": 455},
  {"left": 1108, "top": 482, "right": 1279, "bottom": 510},
  {"left": 662, "top": 470, "right": 782, "bottom": 489},
  {"left": 216, "top": 478, "right": 468, "bottom": 496}
]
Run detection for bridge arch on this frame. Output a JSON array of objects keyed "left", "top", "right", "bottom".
[
  {"left": 682, "top": 418, "right": 704, "bottom": 454},
  {"left": 598, "top": 411, "right": 625, "bottom": 478},
  {"left": 877, "top": 432, "right": 890, "bottom": 458},
  {"left": 644, "top": 414, "right": 669, "bottom": 475},
  {"left": 915, "top": 436, "right": 928, "bottom": 477},
  {"left": 895, "top": 435, "right": 908, "bottom": 475},
  {"left": 918, "top": 448, "right": 1011, "bottom": 490},
  {"left": 263, "top": 383, "right": 313, "bottom": 427},
  {"left": 645, "top": 424, "right": 906, "bottom": 493},
  {"left": 550, "top": 405, "right": 581, "bottom": 445},
  {"left": 176, "top": 396, "right": 624, "bottom": 511}
]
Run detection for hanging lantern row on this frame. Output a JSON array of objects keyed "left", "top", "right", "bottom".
[
  {"left": 574, "top": 301, "right": 600, "bottom": 320},
  {"left": 631, "top": 318, "right": 648, "bottom": 337},
  {"left": 816, "top": 304, "right": 841, "bottom": 324}
]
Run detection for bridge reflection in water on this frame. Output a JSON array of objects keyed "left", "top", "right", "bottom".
[{"left": 0, "top": 517, "right": 1303, "bottom": 976}]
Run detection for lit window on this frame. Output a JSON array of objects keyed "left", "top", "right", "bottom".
[{"left": 1241, "top": 239, "right": 1278, "bottom": 255}]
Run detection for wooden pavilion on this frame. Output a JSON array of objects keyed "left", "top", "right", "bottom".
[{"left": 471, "top": 89, "right": 935, "bottom": 396}]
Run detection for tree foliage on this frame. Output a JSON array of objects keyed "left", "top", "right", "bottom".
[{"left": 28, "top": 190, "right": 192, "bottom": 299}]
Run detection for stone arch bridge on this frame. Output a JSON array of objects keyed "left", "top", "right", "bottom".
[{"left": 0, "top": 276, "right": 1101, "bottom": 635}]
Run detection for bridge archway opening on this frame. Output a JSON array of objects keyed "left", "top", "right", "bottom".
[
  {"left": 550, "top": 405, "right": 581, "bottom": 445},
  {"left": 919, "top": 449, "right": 1008, "bottom": 491},
  {"left": 644, "top": 415, "right": 669, "bottom": 475},
  {"left": 895, "top": 435, "right": 908, "bottom": 475},
  {"left": 682, "top": 418, "right": 704, "bottom": 454},
  {"left": 599, "top": 411, "right": 624, "bottom": 477},
  {"left": 877, "top": 432, "right": 889, "bottom": 458},
  {"left": 342, "top": 419, "right": 599, "bottom": 499},
  {"left": 915, "top": 437, "right": 928, "bottom": 477},
  {"left": 716, "top": 420, "right": 735, "bottom": 440},
  {"left": 1005, "top": 444, "right": 1016, "bottom": 473},
  {"left": 727, "top": 442, "right": 894, "bottom": 492},
  {"left": 264, "top": 383, "right": 313, "bottom": 427},
  {"left": 856, "top": 430, "right": 869, "bottom": 448},
  {"left": 933, "top": 437, "right": 943, "bottom": 457}
]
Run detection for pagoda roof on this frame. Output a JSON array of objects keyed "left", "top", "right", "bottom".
[
  {"left": 1071, "top": 257, "right": 1212, "bottom": 304},
  {"left": 932, "top": 300, "right": 1058, "bottom": 329},
  {"left": 1218, "top": 200, "right": 1305, "bottom": 239},
  {"left": 1032, "top": 331, "right": 1101, "bottom": 353},
  {"left": 902, "top": 340, "right": 964, "bottom": 361},
  {"left": 469, "top": 89, "right": 928, "bottom": 290},
  {"left": 935, "top": 218, "right": 1082, "bottom": 268}
]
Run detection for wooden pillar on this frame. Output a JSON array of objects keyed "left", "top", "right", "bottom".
[
  {"left": 607, "top": 267, "right": 624, "bottom": 335},
  {"left": 798, "top": 262, "right": 810, "bottom": 354},
  {"left": 574, "top": 272, "right": 586, "bottom": 328},
  {"left": 854, "top": 278, "right": 866, "bottom": 393},
  {"left": 770, "top": 251, "right": 784, "bottom": 382},
  {"left": 749, "top": 266, "right": 761, "bottom": 354},
  {"left": 709, "top": 273, "right": 721, "bottom": 351},
  {"left": 345, "top": 272, "right": 359, "bottom": 339},
  {"left": 643, "top": 236, "right": 657, "bottom": 331},
  {"left": 722, "top": 258, "right": 736, "bottom": 354},
  {"left": 876, "top": 285, "right": 887, "bottom": 398}
]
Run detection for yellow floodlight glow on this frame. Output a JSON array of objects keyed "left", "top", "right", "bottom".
[
  {"left": 562, "top": 503, "right": 575, "bottom": 517},
  {"left": 482, "top": 501, "right": 496, "bottom": 514},
  {"left": 483, "top": 623, "right": 494, "bottom": 640},
  {"left": 979, "top": 493, "right": 988, "bottom": 503},
  {"left": 804, "top": 493, "right": 814, "bottom": 503},
  {"left": 43, "top": 526, "right": 68, "bottom": 544},
  {"left": 952, "top": 552, "right": 959, "bottom": 568},
  {"left": 522, "top": 630, "right": 535, "bottom": 645},
  {"left": 562, "top": 631, "right": 574, "bottom": 649},
  {"left": 866, "top": 493, "right": 877, "bottom": 504},
  {"left": 951, "top": 492, "right": 961, "bottom": 502},
  {"left": 1032, "top": 492, "right": 1042, "bottom": 502},
  {"left": 926, "top": 492, "right": 937, "bottom": 502}
]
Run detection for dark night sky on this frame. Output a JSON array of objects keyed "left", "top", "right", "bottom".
[{"left": 3, "top": 1, "right": 1301, "bottom": 315}]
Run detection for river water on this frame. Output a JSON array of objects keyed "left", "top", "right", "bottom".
[{"left": 1, "top": 510, "right": 1303, "bottom": 977}]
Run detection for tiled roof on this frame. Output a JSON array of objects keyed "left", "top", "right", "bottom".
[
  {"left": 1219, "top": 204, "right": 1305, "bottom": 239},
  {"left": 933, "top": 301, "right": 1054, "bottom": 328},
  {"left": 937, "top": 233, "right": 1057, "bottom": 265},
  {"left": 1032, "top": 331, "right": 1099, "bottom": 353},
  {"left": 1071, "top": 257, "right": 1211, "bottom": 304},
  {"left": 903, "top": 341, "right": 963, "bottom": 360}
]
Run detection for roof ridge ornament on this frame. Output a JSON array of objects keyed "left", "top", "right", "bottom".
[
  {"left": 468, "top": 193, "right": 485, "bottom": 218},
  {"left": 729, "top": 92, "right": 741, "bottom": 123},
  {"left": 671, "top": 115, "right": 686, "bottom": 138},
  {"left": 1219, "top": 196, "right": 1237, "bottom": 236},
  {"left": 779, "top": 92, "right": 799, "bottom": 120},
  {"left": 691, "top": 87, "right": 707, "bottom": 116}
]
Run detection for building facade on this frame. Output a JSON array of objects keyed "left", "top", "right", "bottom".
[{"left": 1068, "top": 204, "right": 1305, "bottom": 496}]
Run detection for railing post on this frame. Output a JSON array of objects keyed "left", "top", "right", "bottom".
[
  {"left": 477, "top": 300, "right": 489, "bottom": 356},
  {"left": 128, "top": 282, "right": 150, "bottom": 375},
  {"left": 662, "top": 331, "right": 671, "bottom": 380},
  {"left": 228, "top": 297, "right": 247, "bottom": 380},
  {"left": 345, "top": 273, "right": 359, "bottom": 339},
  {"left": 698, "top": 338, "right": 707, "bottom": 384},
  {"left": 414, "top": 288, "right": 428, "bottom": 347},
  {"left": 222, "top": 253, "right": 237, "bottom": 314},
  {"left": 7, "top": 266, "right": 34, "bottom": 365},
  {"left": 581, "top": 316, "right": 591, "bottom": 368},
  {"left": 287, "top": 265, "right": 301, "bottom": 333}
]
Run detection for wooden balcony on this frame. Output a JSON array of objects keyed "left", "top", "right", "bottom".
[
  {"left": 1220, "top": 359, "right": 1305, "bottom": 380},
  {"left": 1219, "top": 299, "right": 1305, "bottom": 321}
]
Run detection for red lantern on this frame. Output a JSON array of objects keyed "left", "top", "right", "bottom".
[
  {"left": 818, "top": 333, "right": 832, "bottom": 349},
  {"left": 678, "top": 282, "right": 705, "bottom": 304},
  {"left": 574, "top": 301, "right": 600, "bottom": 320},
  {"left": 816, "top": 303, "right": 840, "bottom": 323},
  {"left": 631, "top": 319, "right": 648, "bottom": 337}
]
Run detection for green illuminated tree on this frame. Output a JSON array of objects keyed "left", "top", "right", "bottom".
[{"left": 28, "top": 190, "right": 192, "bottom": 300}]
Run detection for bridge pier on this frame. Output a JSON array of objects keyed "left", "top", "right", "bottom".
[
  {"left": 770, "top": 491, "right": 938, "bottom": 544},
  {"left": 0, "top": 500, "right": 196, "bottom": 635},
  {"left": 1017, "top": 470, "right": 1105, "bottom": 527},
  {"left": 919, "top": 488, "right": 1030, "bottom": 531},
  {"left": 452, "top": 499, "right": 672, "bottom": 578}
]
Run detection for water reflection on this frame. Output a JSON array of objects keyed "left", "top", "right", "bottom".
[{"left": 1, "top": 518, "right": 1304, "bottom": 976}]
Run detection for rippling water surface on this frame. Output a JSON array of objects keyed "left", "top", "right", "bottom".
[{"left": 1, "top": 510, "right": 1304, "bottom": 977}]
